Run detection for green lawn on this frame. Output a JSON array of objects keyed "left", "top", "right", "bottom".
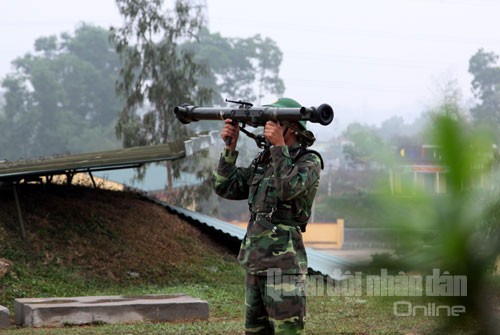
[
  {"left": 3, "top": 267, "right": 483, "bottom": 335},
  {"left": 0, "top": 185, "right": 490, "bottom": 334}
]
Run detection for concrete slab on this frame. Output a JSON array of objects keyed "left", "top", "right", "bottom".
[
  {"left": 14, "top": 294, "right": 208, "bottom": 328},
  {"left": 0, "top": 305, "right": 10, "bottom": 329}
]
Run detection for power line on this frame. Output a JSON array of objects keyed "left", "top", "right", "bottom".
[
  {"left": 406, "top": 0, "right": 499, "bottom": 6},
  {"left": 207, "top": 15, "right": 500, "bottom": 42},
  {"left": 283, "top": 51, "right": 460, "bottom": 69}
]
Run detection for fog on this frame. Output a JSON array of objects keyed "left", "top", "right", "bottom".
[{"left": 1, "top": 0, "right": 499, "bottom": 132}]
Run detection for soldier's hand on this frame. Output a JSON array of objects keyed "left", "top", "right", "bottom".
[
  {"left": 221, "top": 119, "right": 239, "bottom": 150},
  {"left": 264, "top": 121, "right": 286, "bottom": 147}
]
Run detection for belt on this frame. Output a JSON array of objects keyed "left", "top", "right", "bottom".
[
  {"left": 250, "top": 209, "right": 292, "bottom": 221},
  {"left": 250, "top": 211, "right": 302, "bottom": 234}
]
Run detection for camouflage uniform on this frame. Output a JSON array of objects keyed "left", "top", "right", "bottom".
[{"left": 212, "top": 142, "right": 321, "bottom": 334}]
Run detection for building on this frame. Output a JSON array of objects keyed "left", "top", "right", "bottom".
[{"left": 390, "top": 144, "right": 448, "bottom": 194}]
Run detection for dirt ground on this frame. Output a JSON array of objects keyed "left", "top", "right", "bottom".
[{"left": 0, "top": 183, "right": 234, "bottom": 284}]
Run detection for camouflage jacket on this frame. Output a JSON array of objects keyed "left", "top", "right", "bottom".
[{"left": 212, "top": 143, "right": 321, "bottom": 275}]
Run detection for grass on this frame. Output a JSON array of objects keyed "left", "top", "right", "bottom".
[
  {"left": 314, "top": 193, "right": 391, "bottom": 228},
  {"left": 1, "top": 251, "right": 247, "bottom": 334},
  {"left": 0, "top": 184, "right": 492, "bottom": 334},
  {"left": 2, "top": 261, "right": 487, "bottom": 334}
]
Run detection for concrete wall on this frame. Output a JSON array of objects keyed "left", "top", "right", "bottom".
[
  {"left": 0, "top": 305, "right": 10, "bottom": 329},
  {"left": 231, "top": 219, "right": 345, "bottom": 249},
  {"left": 303, "top": 220, "right": 344, "bottom": 249}
]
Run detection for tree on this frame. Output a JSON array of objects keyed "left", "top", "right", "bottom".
[
  {"left": 110, "top": 0, "right": 286, "bottom": 191},
  {"left": 468, "top": 49, "right": 500, "bottom": 141},
  {"left": 111, "top": 1, "right": 286, "bottom": 146},
  {"left": 0, "top": 24, "right": 122, "bottom": 160},
  {"left": 111, "top": 0, "right": 212, "bottom": 189},
  {"left": 182, "top": 28, "right": 285, "bottom": 106},
  {"left": 427, "top": 77, "right": 468, "bottom": 122},
  {"left": 111, "top": 0, "right": 211, "bottom": 149},
  {"left": 342, "top": 122, "right": 390, "bottom": 169}
]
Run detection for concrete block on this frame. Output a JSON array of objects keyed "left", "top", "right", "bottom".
[
  {"left": 14, "top": 294, "right": 208, "bottom": 327},
  {"left": 0, "top": 305, "right": 10, "bottom": 329}
]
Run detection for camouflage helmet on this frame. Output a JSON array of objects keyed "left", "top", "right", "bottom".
[{"left": 264, "top": 97, "right": 307, "bottom": 130}]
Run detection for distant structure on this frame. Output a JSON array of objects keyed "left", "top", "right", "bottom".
[{"left": 390, "top": 144, "right": 447, "bottom": 194}]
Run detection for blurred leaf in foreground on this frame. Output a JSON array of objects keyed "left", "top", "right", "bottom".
[{"left": 379, "top": 114, "right": 500, "bottom": 332}]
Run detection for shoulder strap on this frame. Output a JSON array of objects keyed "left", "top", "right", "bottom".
[{"left": 291, "top": 147, "right": 325, "bottom": 170}]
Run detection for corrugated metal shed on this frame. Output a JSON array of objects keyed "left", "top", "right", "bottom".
[
  {"left": 0, "top": 142, "right": 186, "bottom": 181},
  {"left": 1, "top": 131, "right": 353, "bottom": 280},
  {"left": 161, "top": 203, "right": 354, "bottom": 280}
]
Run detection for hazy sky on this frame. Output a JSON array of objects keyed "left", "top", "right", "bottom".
[{"left": 0, "top": 0, "right": 499, "bottom": 130}]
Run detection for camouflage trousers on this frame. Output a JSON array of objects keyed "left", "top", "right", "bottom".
[{"left": 245, "top": 272, "right": 306, "bottom": 335}]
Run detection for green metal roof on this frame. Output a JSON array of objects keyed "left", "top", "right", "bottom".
[{"left": 0, "top": 141, "right": 186, "bottom": 181}]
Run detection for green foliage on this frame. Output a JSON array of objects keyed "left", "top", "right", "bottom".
[
  {"left": 3, "top": 270, "right": 485, "bottom": 334},
  {"left": 342, "top": 122, "right": 394, "bottom": 169},
  {"left": 1, "top": 183, "right": 486, "bottom": 334},
  {"left": 109, "top": 0, "right": 286, "bottom": 209},
  {"left": 468, "top": 49, "right": 500, "bottom": 142},
  {"left": 182, "top": 28, "right": 285, "bottom": 106},
  {"left": 315, "top": 192, "right": 388, "bottom": 227},
  {"left": 379, "top": 113, "right": 499, "bottom": 332},
  {"left": 111, "top": 0, "right": 209, "bottom": 193},
  {"left": 0, "top": 24, "right": 122, "bottom": 160},
  {"left": 111, "top": 0, "right": 211, "bottom": 148}
]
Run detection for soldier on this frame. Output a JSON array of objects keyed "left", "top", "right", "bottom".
[{"left": 212, "top": 97, "right": 322, "bottom": 334}]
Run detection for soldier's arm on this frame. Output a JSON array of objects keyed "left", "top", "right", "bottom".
[
  {"left": 269, "top": 146, "right": 321, "bottom": 201},
  {"left": 211, "top": 148, "right": 252, "bottom": 200}
]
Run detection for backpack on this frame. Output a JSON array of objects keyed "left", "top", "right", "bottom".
[{"left": 290, "top": 147, "right": 324, "bottom": 232}]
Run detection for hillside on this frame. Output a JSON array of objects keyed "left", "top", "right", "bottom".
[
  {"left": 0, "top": 183, "right": 241, "bottom": 309},
  {"left": 0, "top": 183, "right": 493, "bottom": 334}
]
